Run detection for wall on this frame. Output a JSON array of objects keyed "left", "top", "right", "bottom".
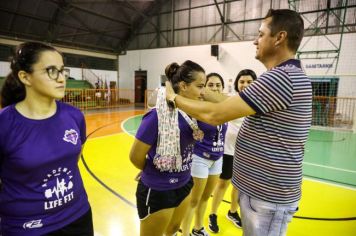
[
  {"left": 119, "top": 41, "right": 266, "bottom": 93},
  {"left": 119, "top": 33, "right": 356, "bottom": 96}
]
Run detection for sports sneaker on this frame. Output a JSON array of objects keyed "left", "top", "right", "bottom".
[
  {"left": 208, "top": 214, "right": 219, "bottom": 233},
  {"left": 191, "top": 227, "right": 209, "bottom": 236},
  {"left": 226, "top": 210, "right": 242, "bottom": 228}
]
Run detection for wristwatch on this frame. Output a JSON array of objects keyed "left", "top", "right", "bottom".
[{"left": 167, "top": 94, "right": 178, "bottom": 109}]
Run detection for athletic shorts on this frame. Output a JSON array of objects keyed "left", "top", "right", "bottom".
[
  {"left": 45, "top": 208, "right": 94, "bottom": 236},
  {"left": 191, "top": 154, "right": 223, "bottom": 178},
  {"left": 136, "top": 178, "right": 193, "bottom": 220},
  {"left": 220, "top": 154, "right": 233, "bottom": 180}
]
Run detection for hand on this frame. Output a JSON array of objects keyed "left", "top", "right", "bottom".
[
  {"left": 202, "top": 89, "right": 228, "bottom": 103},
  {"left": 165, "top": 81, "right": 176, "bottom": 101},
  {"left": 134, "top": 171, "right": 142, "bottom": 181},
  {"left": 165, "top": 81, "right": 178, "bottom": 109}
]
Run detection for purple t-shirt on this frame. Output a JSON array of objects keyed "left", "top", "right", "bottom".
[
  {"left": 0, "top": 101, "right": 90, "bottom": 235},
  {"left": 193, "top": 121, "right": 227, "bottom": 161},
  {"left": 136, "top": 109, "right": 195, "bottom": 191}
]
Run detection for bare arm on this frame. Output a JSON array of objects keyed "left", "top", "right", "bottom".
[
  {"left": 166, "top": 81, "right": 256, "bottom": 125},
  {"left": 129, "top": 139, "right": 151, "bottom": 170}
]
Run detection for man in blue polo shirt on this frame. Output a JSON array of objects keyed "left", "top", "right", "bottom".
[{"left": 166, "top": 9, "right": 311, "bottom": 236}]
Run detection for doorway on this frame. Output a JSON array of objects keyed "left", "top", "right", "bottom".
[{"left": 134, "top": 70, "right": 147, "bottom": 106}]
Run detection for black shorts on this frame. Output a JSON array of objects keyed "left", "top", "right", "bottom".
[
  {"left": 220, "top": 154, "right": 233, "bottom": 180},
  {"left": 136, "top": 178, "right": 193, "bottom": 220},
  {"left": 45, "top": 208, "right": 94, "bottom": 236}
]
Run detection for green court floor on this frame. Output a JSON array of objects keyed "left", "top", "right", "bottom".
[{"left": 304, "top": 129, "right": 356, "bottom": 186}]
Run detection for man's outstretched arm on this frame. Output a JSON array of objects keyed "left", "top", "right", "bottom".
[{"left": 166, "top": 81, "right": 256, "bottom": 125}]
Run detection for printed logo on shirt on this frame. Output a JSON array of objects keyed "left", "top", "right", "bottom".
[
  {"left": 63, "top": 129, "right": 79, "bottom": 145},
  {"left": 42, "top": 167, "right": 75, "bottom": 210},
  {"left": 23, "top": 219, "right": 43, "bottom": 229},
  {"left": 212, "top": 125, "right": 224, "bottom": 152},
  {"left": 180, "top": 144, "right": 194, "bottom": 171},
  {"left": 203, "top": 152, "right": 211, "bottom": 158},
  {"left": 169, "top": 178, "right": 178, "bottom": 184}
]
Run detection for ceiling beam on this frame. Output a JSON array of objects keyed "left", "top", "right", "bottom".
[
  {"left": 58, "top": 27, "right": 126, "bottom": 38},
  {"left": 0, "top": 6, "right": 89, "bottom": 32},
  {"left": 52, "top": 0, "right": 131, "bottom": 26}
]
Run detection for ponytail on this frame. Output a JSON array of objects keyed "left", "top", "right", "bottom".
[
  {"left": 1, "top": 72, "right": 25, "bottom": 108},
  {"left": 0, "top": 41, "right": 58, "bottom": 108},
  {"left": 164, "top": 60, "right": 205, "bottom": 93}
]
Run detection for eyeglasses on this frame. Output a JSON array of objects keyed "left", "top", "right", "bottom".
[{"left": 43, "top": 66, "right": 66, "bottom": 81}]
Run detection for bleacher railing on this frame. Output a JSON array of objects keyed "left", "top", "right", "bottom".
[
  {"left": 62, "top": 88, "right": 134, "bottom": 111},
  {"left": 82, "top": 66, "right": 102, "bottom": 88}
]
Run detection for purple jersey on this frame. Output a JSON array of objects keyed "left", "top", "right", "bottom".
[
  {"left": 135, "top": 109, "right": 195, "bottom": 191},
  {"left": 193, "top": 121, "right": 227, "bottom": 161},
  {"left": 0, "top": 101, "right": 90, "bottom": 235}
]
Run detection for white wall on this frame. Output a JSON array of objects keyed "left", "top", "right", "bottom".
[
  {"left": 0, "top": 62, "right": 11, "bottom": 77},
  {"left": 65, "top": 67, "right": 117, "bottom": 85},
  {"left": 118, "top": 41, "right": 266, "bottom": 92},
  {"left": 119, "top": 33, "right": 356, "bottom": 96}
]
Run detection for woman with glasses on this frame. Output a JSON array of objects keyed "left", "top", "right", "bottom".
[{"left": 0, "top": 42, "right": 93, "bottom": 236}]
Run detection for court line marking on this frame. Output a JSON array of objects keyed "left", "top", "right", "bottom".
[
  {"left": 303, "top": 162, "right": 356, "bottom": 174},
  {"left": 80, "top": 153, "right": 136, "bottom": 208},
  {"left": 303, "top": 176, "right": 356, "bottom": 191},
  {"left": 120, "top": 114, "right": 143, "bottom": 138},
  {"left": 89, "top": 132, "right": 356, "bottom": 191},
  {"left": 82, "top": 119, "right": 138, "bottom": 208}
]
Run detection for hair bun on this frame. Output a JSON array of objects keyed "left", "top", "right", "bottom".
[{"left": 165, "top": 62, "right": 179, "bottom": 80}]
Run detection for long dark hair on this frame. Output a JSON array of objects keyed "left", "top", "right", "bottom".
[
  {"left": 206, "top": 72, "right": 225, "bottom": 89},
  {"left": 165, "top": 60, "right": 205, "bottom": 93},
  {"left": 234, "top": 69, "right": 257, "bottom": 92},
  {"left": 0, "top": 42, "right": 59, "bottom": 108}
]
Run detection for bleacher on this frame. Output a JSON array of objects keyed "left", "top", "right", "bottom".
[
  {"left": 0, "top": 77, "right": 93, "bottom": 90},
  {"left": 66, "top": 79, "right": 93, "bottom": 89}
]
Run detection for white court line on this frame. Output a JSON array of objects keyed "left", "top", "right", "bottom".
[
  {"left": 303, "top": 161, "right": 356, "bottom": 174},
  {"left": 120, "top": 115, "right": 143, "bottom": 138},
  {"left": 303, "top": 176, "right": 356, "bottom": 191}
]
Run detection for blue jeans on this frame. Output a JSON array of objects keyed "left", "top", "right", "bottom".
[{"left": 239, "top": 192, "right": 299, "bottom": 236}]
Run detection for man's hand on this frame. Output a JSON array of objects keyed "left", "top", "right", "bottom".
[
  {"left": 165, "top": 81, "right": 178, "bottom": 109},
  {"left": 203, "top": 89, "right": 229, "bottom": 103},
  {"left": 165, "top": 81, "right": 176, "bottom": 101}
]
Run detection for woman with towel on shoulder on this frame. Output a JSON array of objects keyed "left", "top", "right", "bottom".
[{"left": 129, "top": 60, "right": 206, "bottom": 236}]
